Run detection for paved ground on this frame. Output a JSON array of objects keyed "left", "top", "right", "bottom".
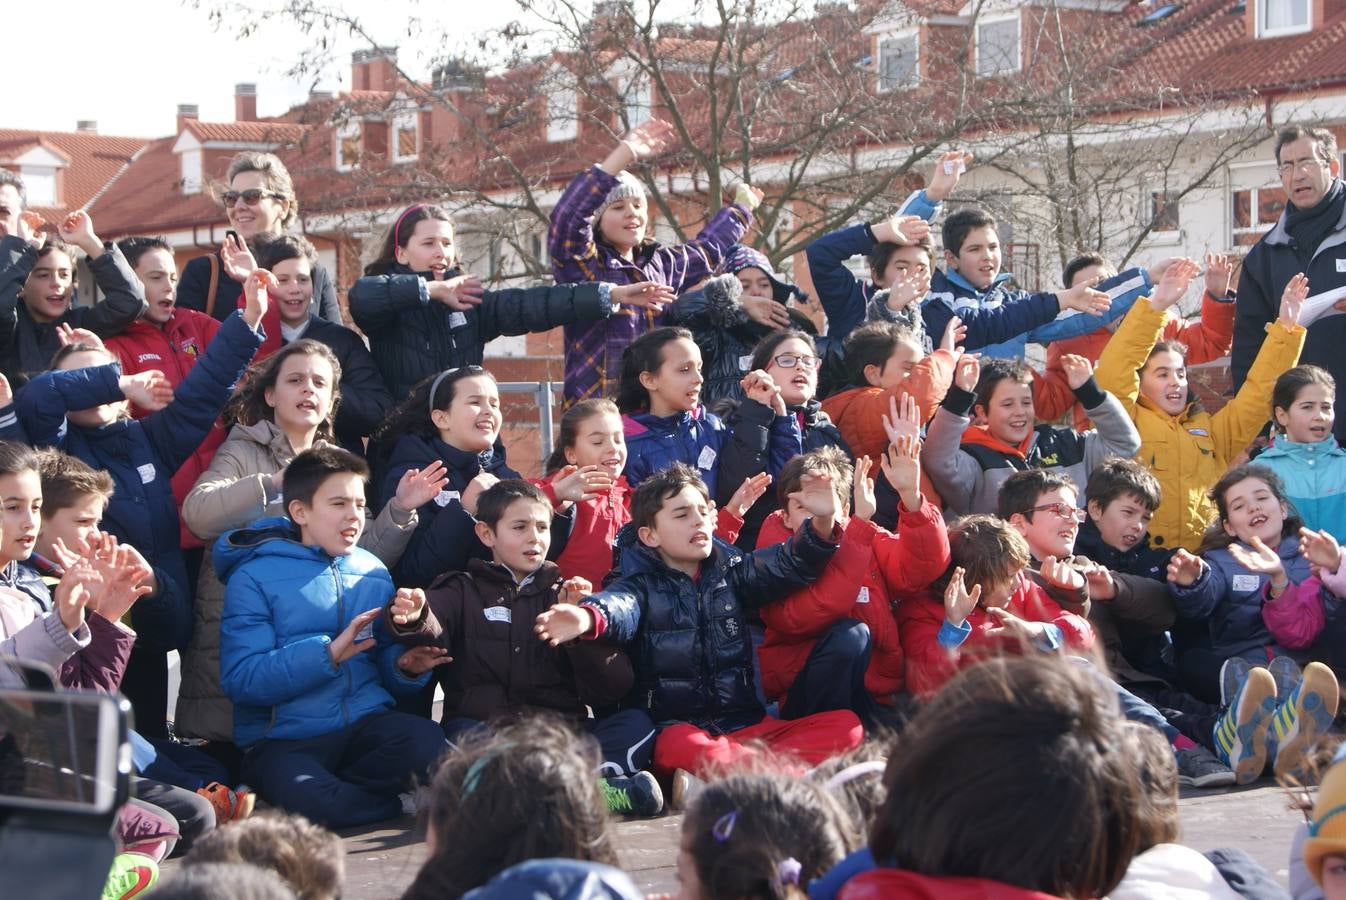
[{"left": 225, "top": 780, "right": 1308, "bottom": 898}]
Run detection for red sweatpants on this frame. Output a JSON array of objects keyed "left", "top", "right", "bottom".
[{"left": 652, "top": 711, "right": 863, "bottom": 777}]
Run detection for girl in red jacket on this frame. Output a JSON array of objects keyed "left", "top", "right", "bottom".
[
  {"left": 535, "top": 398, "right": 771, "bottom": 586},
  {"left": 756, "top": 441, "right": 949, "bottom": 722},
  {"left": 896, "top": 515, "right": 1095, "bottom": 699}
]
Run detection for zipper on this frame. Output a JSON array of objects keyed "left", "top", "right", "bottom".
[{"left": 333, "top": 560, "right": 350, "bottom": 728}]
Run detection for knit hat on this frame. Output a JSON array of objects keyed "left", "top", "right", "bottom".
[
  {"left": 722, "top": 245, "right": 806, "bottom": 304},
  {"left": 593, "top": 171, "right": 648, "bottom": 229},
  {"left": 1304, "top": 743, "right": 1346, "bottom": 885}
]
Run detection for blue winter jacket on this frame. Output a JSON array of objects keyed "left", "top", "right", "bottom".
[
  {"left": 462, "top": 859, "right": 644, "bottom": 900},
  {"left": 215, "top": 516, "right": 430, "bottom": 746},
  {"left": 585, "top": 520, "right": 837, "bottom": 733},
  {"left": 1169, "top": 535, "right": 1316, "bottom": 661},
  {"left": 621, "top": 400, "right": 800, "bottom": 505},
  {"left": 16, "top": 311, "right": 262, "bottom": 650},
  {"left": 923, "top": 265, "right": 1151, "bottom": 359},
  {"left": 1255, "top": 435, "right": 1346, "bottom": 545},
  {"left": 804, "top": 190, "right": 940, "bottom": 342}
]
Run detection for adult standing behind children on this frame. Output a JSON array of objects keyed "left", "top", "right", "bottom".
[
  {"left": 1233, "top": 126, "right": 1346, "bottom": 441},
  {"left": 549, "top": 119, "right": 759, "bottom": 404},
  {"left": 177, "top": 152, "right": 342, "bottom": 325}
]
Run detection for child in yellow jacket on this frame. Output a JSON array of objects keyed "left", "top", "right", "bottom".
[{"left": 1095, "top": 261, "right": 1307, "bottom": 551}]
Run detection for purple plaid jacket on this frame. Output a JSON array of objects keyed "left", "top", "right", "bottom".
[{"left": 549, "top": 165, "right": 752, "bottom": 404}]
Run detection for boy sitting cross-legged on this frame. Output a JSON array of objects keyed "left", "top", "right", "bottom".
[
  {"left": 216, "top": 446, "right": 448, "bottom": 828},
  {"left": 384, "top": 478, "right": 665, "bottom": 817},
  {"left": 533, "top": 462, "right": 863, "bottom": 795}
]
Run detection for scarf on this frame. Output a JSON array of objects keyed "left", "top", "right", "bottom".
[
  {"left": 864, "top": 290, "right": 931, "bottom": 352},
  {"left": 1286, "top": 179, "right": 1345, "bottom": 268}
]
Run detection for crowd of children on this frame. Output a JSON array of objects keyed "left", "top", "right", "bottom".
[{"left": 1, "top": 119, "right": 1345, "bottom": 898}]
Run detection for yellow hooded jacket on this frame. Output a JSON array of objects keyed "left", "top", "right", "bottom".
[{"left": 1094, "top": 300, "right": 1304, "bottom": 551}]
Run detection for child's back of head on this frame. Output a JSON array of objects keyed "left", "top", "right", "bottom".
[
  {"left": 152, "top": 862, "right": 296, "bottom": 900},
  {"left": 402, "top": 716, "right": 618, "bottom": 900},
  {"left": 184, "top": 812, "right": 344, "bottom": 900},
  {"left": 806, "top": 737, "right": 891, "bottom": 836}
]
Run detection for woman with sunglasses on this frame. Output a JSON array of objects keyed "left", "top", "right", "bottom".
[{"left": 176, "top": 152, "right": 343, "bottom": 325}]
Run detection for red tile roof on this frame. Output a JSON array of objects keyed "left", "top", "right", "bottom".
[
  {"left": 0, "top": 128, "right": 149, "bottom": 221},
  {"left": 182, "top": 120, "right": 307, "bottom": 144}
]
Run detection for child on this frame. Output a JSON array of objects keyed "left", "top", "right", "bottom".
[
  {"left": 536, "top": 398, "right": 768, "bottom": 587},
  {"left": 677, "top": 771, "right": 856, "bottom": 900},
  {"left": 1257, "top": 364, "right": 1346, "bottom": 544},
  {"left": 533, "top": 464, "right": 864, "bottom": 781},
  {"left": 255, "top": 234, "right": 392, "bottom": 456},
  {"left": 757, "top": 443, "right": 949, "bottom": 721},
  {"left": 617, "top": 326, "right": 799, "bottom": 504},
  {"left": 1095, "top": 260, "right": 1306, "bottom": 551},
  {"left": 1302, "top": 744, "right": 1346, "bottom": 899},
  {"left": 897, "top": 515, "right": 1094, "bottom": 699},
  {"left": 0, "top": 209, "right": 145, "bottom": 379},
  {"left": 549, "top": 118, "right": 756, "bottom": 403},
  {"left": 14, "top": 270, "right": 268, "bottom": 737},
  {"left": 216, "top": 446, "right": 448, "bottom": 827},
  {"left": 350, "top": 202, "right": 673, "bottom": 400},
  {"left": 1036, "top": 252, "right": 1236, "bottom": 429},
  {"left": 184, "top": 812, "right": 345, "bottom": 900},
  {"left": 1167, "top": 463, "right": 1340, "bottom": 781},
  {"left": 400, "top": 718, "right": 622, "bottom": 900},
  {"left": 178, "top": 340, "right": 438, "bottom": 747},
  {"left": 922, "top": 352, "right": 1140, "bottom": 516},
  {"left": 385, "top": 478, "right": 663, "bottom": 815}
]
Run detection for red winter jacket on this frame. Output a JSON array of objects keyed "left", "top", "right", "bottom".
[
  {"left": 755, "top": 501, "right": 949, "bottom": 702},
  {"left": 839, "top": 869, "right": 1069, "bottom": 900},
  {"left": 107, "top": 309, "right": 227, "bottom": 550},
  {"left": 897, "top": 574, "right": 1095, "bottom": 699}
]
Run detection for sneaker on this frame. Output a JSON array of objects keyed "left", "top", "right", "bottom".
[
  {"left": 1212, "top": 666, "right": 1277, "bottom": 785},
  {"left": 1272, "top": 661, "right": 1340, "bottom": 781},
  {"left": 670, "top": 768, "right": 703, "bottom": 812},
  {"left": 101, "top": 853, "right": 158, "bottom": 900},
  {"left": 196, "top": 782, "right": 255, "bottom": 824},
  {"left": 1219, "top": 656, "right": 1253, "bottom": 708},
  {"left": 1175, "top": 745, "right": 1237, "bottom": 788},
  {"left": 599, "top": 771, "right": 664, "bottom": 817},
  {"left": 399, "top": 786, "right": 431, "bottom": 816},
  {"left": 1268, "top": 656, "right": 1304, "bottom": 702}
]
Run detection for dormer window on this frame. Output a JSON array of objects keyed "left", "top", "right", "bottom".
[
  {"left": 546, "top": 76, "right": 579, "bottom": 143},
  {"left": 877, "top": 31, "right": 919, "bottom": 91},
  {"left": 335, "top": 120, "right": 361, "bottom": 171},
  {"left": 976, "top": 13, "right": 1021, "bottom": 77},
  {"left": 20, "top": 166, "right": 57, "bottom": 207},
  {"left": 1257, "top": 0, "right": 1309, "bottom": 37},
  {"left": 169, "top": 130, "right": 203, "bottom": 195},
  {"left": 622, "top": 75, "right": 652, "bottom": 127},
  {"left": 392, "top": 110, "right": 419, "bottom": 164}
]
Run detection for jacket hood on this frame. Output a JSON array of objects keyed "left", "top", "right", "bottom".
[
  {"left": 225, "top": 419, "right": 306, "bottom": 458},
  {"left": 794, "top": 397, "right": 831, "bottom": 428},
  {"left": 934, "top": 266, "right": 1015, "bottom": 297},
  {"left": 838, "top": 869, "right": 1063, "bottom": 900},
  {"left": 1260, "top": 433, "right": 1344, "bottom": 459},
  {"left": 463, "top": 556, "right": 562, "bottom": 593},
  {"left": 622, "top": 407, "right": 701, "bottom": 438},
  {"left": 613, "top": 521, "right": 734, "bottom": 578},
  {"left": 212, "top": 515, "right": 322, "bottom": 582},
  {"left": 389, "top": 431, "right": 499, "bottom": 476},
  {"left": 961, "top": 423, "right": 1033, "bottom": 460}
]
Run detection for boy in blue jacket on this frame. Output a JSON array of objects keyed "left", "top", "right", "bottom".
[{"left": 217, "top": 447, "right": 448, "bottom": 828}]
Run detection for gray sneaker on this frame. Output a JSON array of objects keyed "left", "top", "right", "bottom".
[
  {"left": 670, "top": 768, "right": 704, "bottom": 811},
  {"left": 1176, "top": 744, "right": 1237, "bottom": 788},
  {"left": 600, "top": 771, "right": 664, "bottom": 818},
  {"left": 1220, "top": 656, "right": 1253, "bottom": 709}
]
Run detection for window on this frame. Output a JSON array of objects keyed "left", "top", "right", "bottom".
[
  {"left": 529, "top": 232, "right": 549, "bottom": 268},
  {"left": 179, "top": 150, "right": 202, "bottom": 196},
  {"left": 546, "top": 83, "right": 579, "bottom": 142},
  {"left": 392, "top": 112, "right": 418, "bottom": 164},
  {"left": 1258, "top": 0, "right": 1310, "bottom": 37},
  {"left": 19, "top": 167, "right": 55, "bottom": 206},
  {"left": 622, "top": 75, "right": 652, "bottom": 127},
  {"left": 976, "top": 14, "right": 1020, "bottom": 77},
  {"left": 1231, "top": 185, "right": 1287, "bottom": 246},
  {"left": 1150, "top": 191, "right": 1181, "bottom": 233},
  {"left": 335, "top": 121, "right": 361, "bottom": 171},
  {"left": 878, "top": 32, "right": 919, "bottom": 90}
]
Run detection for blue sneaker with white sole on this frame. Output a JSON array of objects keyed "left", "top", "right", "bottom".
[
  {"left": 1271, "top": 661, "right": 1340, "bottom": 782},
  {"left": 1212, "top": 666, "right": 1277, "bottom": 785}
]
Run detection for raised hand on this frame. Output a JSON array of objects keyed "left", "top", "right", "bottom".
[
  {"left": 886, "top": 269, "right": 930, "bottom": 312},
  {"left": 220, "top": 232, "right": 257, "bottom": 283},
  {"left": 733, "top": 184, "right": 765, "bottom": 210},
  {"left": 56, "top": 323, "right": 104, "bottom": 350},
  {"left": 1039, "top": 555, "right": 1085, "bottom": 591},
  {"left": 1204, "top": 252, "right": 1234, "bottom": 298},
  {"left": 985, "top": 606, "right": 1044, "bottom": 645},
  {"left": 1057, "top": 277, "right": 1111, "bottom": 315},
  {"left": 58, "top": 210, "right": 103, "bottom": 257},
  {"left": 55, "top": 559, "right": 101, "bottom": 633},
  {"left": 460, "top": 472, "right": 500, "bottom": 516},
  {"left": 427, "top": 273, "right": 485, "bottom": 310},
  {"left": 1058, "top": 354, "right": 1094, "bottom": 390},
  {"left": 1082, "top": 563, "right": 1117, "bottom": 602},
  {"left": 872, "top": 214, "right": 931, "bottom": 246},
  {"left": 551, "top": 464, "right": 615, "bottom": 504},
  {"left": 329, "top": 608, "right": 381, "bottom": 665},
  {"left": 926, "top": 149, "right": 973, "bottom": 202},
  {"left": 725, "top": 472, "right": 772, "bottom": 518},
  {"left": 396, "top": 646, "right": 452, "bottom": 675},
  {"left": 882, "top": 392, "right": 922, "bottom": 446},
  {"left": 620, "top": 119, "right": 678, "bottom": 162},
  {"left": 1166, "top": 548, "right": 1204, "bottom": 587},
  {"left": 1148, "top": 257, "right": 1200, "bottom": 312},
  {"left": 612, "top": 281, "right": 676, "bottom": 313},
  {"left": 742, "top": 294, "right": 791, "bottom": 329},
  {"left": 1227, "top": 535, "right": 1288, "bottom": 585},
  {"left": 741, "top": 369, "right": 786, "bottom": 415},
  {"left": 118, "top": 370, "right": 174, "bottom": 411},
  {"left": 242, "top": 269, "right": 276, "bottom": 329},
  {"left": 788, "top": 471, "right": 839, "bottom": 537},
  {"left": 1299, "top": 527, "right": 1342, "bottom": 573},
  {"left": 392, "top": 460, "right": 450, "bottom": 513},
  {"left": 86, "top": 537, "right": 153, "bottom": 622},
  {"left": 1280, "top": 272, "right": 1308, "bottom": 330},
  {"left": 852, "top": 456, "right": 877, "bottom": 522},
  {"left": 534, "top": 603, "right": 594, "bottom": 647},
  {"left": 939, "top": 315, "right": 966, "bottom": 354},
  {"left": 18, "top": 211, "right": 48, "bottom": 249},
  {"left": 557, "top": 576, "right": 594, "bottom": 607},
  {"left": 388, "top": 587, "right": 428, "bottom": 626},
  {"left": 952, "top": 353, "right": 980, "bottom": 393},
  {"left": 0, "top": 373, "right": 11, "bottom": 409},
  {"left": 943, "top": 566, "right": 982, "bottom": 628},
  {"left": 881, "top": 434, "right": 923, "bottom": 511}
]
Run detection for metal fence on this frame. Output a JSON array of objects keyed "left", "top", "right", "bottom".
[{"left": 498, "top": 381, "right": 562, "bottom": 460}]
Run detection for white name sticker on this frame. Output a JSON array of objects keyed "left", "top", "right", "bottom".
[
  {"left": 448, "top": 312, "right": 468, "bottom": 328},
  {"left": 1232, "top": 574, "right": 1261, "bottom": 593},
  {"left": 738, "top": 355, "right": 753, "bottom": 372},
  {"left": 1336, "top": 258, "right": 1346, "bottom": 273},
  {"left": 434, "top": 489, "right": 461, "bottom": 507},
  {"left": 137, "top": 464, "right": 157, "bottom": 484},
  {"left": 483, "top": 606, "right": 512, "bottom": 624},
  {"left": 697, "top": 446, "right": 717, "bottom": 470},
  {"left": 855, "top": 586, "right": 870, "bottom": 605}
]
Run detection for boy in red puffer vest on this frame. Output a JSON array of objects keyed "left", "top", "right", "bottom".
[{"left": 756, "top": 440, "right": 948, "bottom": 724}]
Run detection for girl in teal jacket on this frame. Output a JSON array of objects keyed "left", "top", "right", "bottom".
[{"left": 1257, "top": 365, "right": 1346, "bottom": 544}]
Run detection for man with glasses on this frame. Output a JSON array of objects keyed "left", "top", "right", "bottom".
[{"left": 1233, "top": 125, "right": 1346, "bottom": 438}]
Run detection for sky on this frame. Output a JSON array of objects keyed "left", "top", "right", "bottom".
[{"left": 3, "top": 0, "right": 532, "bottom": 137}]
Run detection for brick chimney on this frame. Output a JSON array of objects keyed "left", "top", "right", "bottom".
[
  {"left": 364, "top": 46, "right": 399, "bottom": 92},
  {"left": 177, "top": 103, "right": 199, "bottom": 133},
  {"left": 235, "top": 83, "right": 258, "bottom": 122},
  {"left": 75, "top": 120, "right": 97, "bottom": 133}
]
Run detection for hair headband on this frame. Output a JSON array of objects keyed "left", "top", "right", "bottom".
[
  {"left": 428, "top": 368, "right": 458, "bottom": 419},
  {"left": 394, "top": 203, "right": 428, "bottom": 247},
  {"left": 823, "top": 760, "right": 887, "bottom": 790}
]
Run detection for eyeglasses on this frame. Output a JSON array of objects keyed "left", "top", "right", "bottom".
[
  {"left": 1278, "top": 158, "right": 1328, "bottom": 176},
  {"left": 222, "top": 189, "right": 282, "bottom": 208},
  {"left": 1028, "top": 502, "right": 1087, "bottom": 522},
  {"left": 772, "top": 353, "right": 819, "bottom": 370}
]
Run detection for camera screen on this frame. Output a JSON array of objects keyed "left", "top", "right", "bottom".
[{"left": 0, "top": 690, "right": 121, "bottom": 815}]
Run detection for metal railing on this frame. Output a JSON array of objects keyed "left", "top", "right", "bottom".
[{"left": 498, "top": 381, "right": 563, "bottom": 460}]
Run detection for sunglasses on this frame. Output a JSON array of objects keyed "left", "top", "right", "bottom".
[
  {"left": 772, "top": 353, "right": 819, "bottom": 370},
  {"left": 222, "top": 189, "right": 282, "bottom": 208},
  {"left": 1028, "top": 502, "right": 1087, "bottom": 522}
]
